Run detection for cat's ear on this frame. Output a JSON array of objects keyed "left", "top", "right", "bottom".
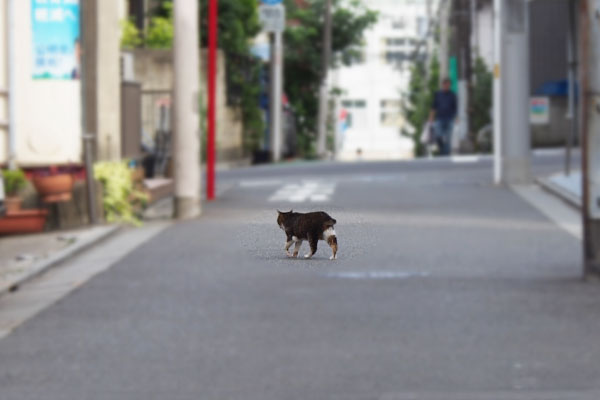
[{"left": 289, "top": 209, "right": 293, "bottom": 213}]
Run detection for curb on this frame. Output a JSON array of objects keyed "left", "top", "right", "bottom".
[
  {"left": 0, "top": 224, "right": 122, "bottom": 298},
  {"left": 536, "top": 177, "right": 582, "bottom": 210}
]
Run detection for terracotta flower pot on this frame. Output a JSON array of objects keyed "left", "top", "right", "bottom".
[
  {"left": 0, "top": 209, "right": 48, "bottom": 235},
  {"left": 4, "top": 196, "right": 22, "bottom": 213},
  {"left": 33, "top": 174, "right": 74, "bottom": 203}
]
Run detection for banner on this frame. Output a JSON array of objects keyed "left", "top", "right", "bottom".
[{"left": 31, "top": 0, "right": 80, "bottom": 80}]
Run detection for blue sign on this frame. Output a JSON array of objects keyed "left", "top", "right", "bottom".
[
  {"left": 31, "top": 0, "right": 80, "bottom": 80},
  {"left": 262, "top": 0, "right": 283, "bottom": 4}
]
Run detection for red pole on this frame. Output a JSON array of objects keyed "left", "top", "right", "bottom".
[{"left": 207, "top": 0, "right": 217, "bottom": 200}]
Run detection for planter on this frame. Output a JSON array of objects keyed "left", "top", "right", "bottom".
[
  {"left": 4, "top": 196, "right": 22, "bottom": 213},
  {"left": 33, "top": 174, "right": 74, "bottom": 203},
  {"left": 0, "top": 209, "right": 48, "bottom": 235}
]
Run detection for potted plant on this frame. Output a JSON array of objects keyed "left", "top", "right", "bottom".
[
  {"left": 1, "top": 169, "right": 27, "bottom": 213},
  {"left": 32, "top": 165, "right": 75, "bottom": 203}
]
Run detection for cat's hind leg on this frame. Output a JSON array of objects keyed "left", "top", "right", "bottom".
[
  {"left": 292, "top": 239, "right": 303, "bottom": 258},
  {"left": 327, "top": 235, "right": 338, "bottom": 260},
  {"left": 304, "top": 234, "right": 318, "bottom": 259},
  {"left": 284, "top": 239, "right": 294, "bottom": 257}
]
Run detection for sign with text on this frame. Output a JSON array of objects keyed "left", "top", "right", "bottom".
[
  {"left": 261, "top": 0, "right": 283, "bottom": 4},
  {"left": 31, "top": 0, "right": 80, "bottom": 80},
  {"left": 259, "top": 4, "right": 285, "bottom": 33},
  {"left": 530, "top": 97, "right": 550, "bottom": 125}
]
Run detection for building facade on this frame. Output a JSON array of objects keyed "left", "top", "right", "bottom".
[{"left": 333, "top": 0, "right": 433, "bottom": 160}]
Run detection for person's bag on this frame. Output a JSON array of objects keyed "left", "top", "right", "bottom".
[{"left": 420, "top": 121, "right": 434, "bottom": 145}]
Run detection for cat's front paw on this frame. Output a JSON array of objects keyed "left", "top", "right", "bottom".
[
  {"left": 329, "top": 255, "right": 337, "bottom": 260},
  {"left": 304, "top": 253, "right": 312, "bottom": 259}
]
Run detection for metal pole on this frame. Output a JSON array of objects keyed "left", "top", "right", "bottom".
[
  {"left": 579, "top": 0, "right": 600, "bottom": 277},
  {"left": 79, "top": 1, "right": 97, "bottom": 224},
  {"left": 7, "top": 0, "right": 16, "bottom": 170},
  {"left": 492, "top": 0, "right": 502, "bottom": 184},
  {"left": 565, "top": 0, "right": 578, "bottom": 176},
  {"left": 316, "top": 0, "right": 332, "bottom": 158},
  {"left": 173, "top": 0, "right": 202, "bottom": 219},
  {"left": 207, "top": 0, "right": 217, "bottom": 200},
  {"left": 82, "top": 135, "right": 97, "bottom": 224},
  {"left": 270, "top": 32, "right": 283, "bottom": 162}
]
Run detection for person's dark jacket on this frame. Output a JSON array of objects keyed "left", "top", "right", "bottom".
[{"left": 431, "top": 90, "right": 457, "bottom": 121}]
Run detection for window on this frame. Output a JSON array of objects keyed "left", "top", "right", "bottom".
[
  {"left": 341, "top": 99, "right": 367, "bottom": 109},
  {"left": 380, "top": 112, "right": 404, "bottom": 127},
  {"left": 381, "top": 99, "right": 401, "bottom": 109},
  {"left": 386, "top": 38, "right": 406, "bottom": 46}
]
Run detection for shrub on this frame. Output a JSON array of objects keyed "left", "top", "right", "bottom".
[
  {"left": 94, "top": 161, "right": 148, "bottom": 226},
  {"left": 2, "top": 169, "right": 27, "bottom": 196}
]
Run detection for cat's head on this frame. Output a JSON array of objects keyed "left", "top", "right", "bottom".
[{"left": 276, "top": 210, "right": 293, "bottom": 230}]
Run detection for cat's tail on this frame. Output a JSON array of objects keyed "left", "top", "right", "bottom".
[{"left": 327, "top": 235, "right": 338, "bottom": 260}]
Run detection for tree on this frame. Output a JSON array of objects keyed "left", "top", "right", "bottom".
[
  {"left": 401, "top": 54, "right": 440, "bottom": 157},
  {"left": 470, "top": 57, "right": 492, "bottom": 146},
  {"left": 283, "top": 0, "right": 377, "bottom": 157}
]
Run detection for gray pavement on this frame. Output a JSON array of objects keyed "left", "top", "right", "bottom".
[{"left": 1, "top": 154, "right": 599, "bottom": 400}]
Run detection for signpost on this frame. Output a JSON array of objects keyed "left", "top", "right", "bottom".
[{"left": 259, "top": 0, "right": 285, "bottom": 162}]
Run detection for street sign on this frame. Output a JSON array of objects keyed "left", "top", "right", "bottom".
[
  {"left": 261, "top": 0, "right": 283, "bottom": 4},
  {"left": 259, "top": 4, "right": 285, "bottom": 33}
]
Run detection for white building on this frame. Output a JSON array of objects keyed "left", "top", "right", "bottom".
[{"left": 332, "top": 0, "right": 433, "bottom": 161}]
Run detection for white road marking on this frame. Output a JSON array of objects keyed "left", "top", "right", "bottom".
[
  {"left": 326, "top": 271, "right": 430, "bottom": 279},
  {"left": 239, "top": 179, "right": 282, "bottom": 188},
  {"left": 269, "top": 181, "right": 336, "bottom": 203}
]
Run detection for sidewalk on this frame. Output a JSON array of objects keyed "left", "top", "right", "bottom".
[
  {"left": 0, "top": 225, "right": 119, "bottom": 297},
  {"left": 538, "top": 170, "right": 582, "bottom": 209}
]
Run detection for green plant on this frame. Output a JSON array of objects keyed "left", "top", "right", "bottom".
[
  {"left": 145, "top": 2, "right": 174, "bottom": 49},
  {"left": 401, "top": 54, "right": 440, "bottom": 157},
  {"left": 471, "top": 57, "right": 493, "bottom": 141},
  {"left": 94, "top": 161, "right": 148, "bottom": 226},
  {"left": 2, "top": 169, "right": 27, "bottom": 197},
  {"left": 121, "top": 18, "right": 142, "bottom": 49}
]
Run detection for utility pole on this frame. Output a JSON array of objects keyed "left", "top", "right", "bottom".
[
  {"left": 438, "top": 0, "right": 450, "bottom": 84},
  {"left": 173, "top": 0, "right": 202, "bottom": 219},
  {"left": 579, "top": 0, "right": 600, "bottom": 276},
  {"left": 269, "top": 31, "right": 283, "bottom": 162},
  {"left": 492, "top": 0, "right": 531, "bottom": 185},
  {"left": 454, "top": 0, "right": 471, "bottom": 152},
  {"left": 565, "top": 0, "right": 578, "bottom": 176},
  {"left": 316, "top": 0, "right": 332, "bottom": 158}
]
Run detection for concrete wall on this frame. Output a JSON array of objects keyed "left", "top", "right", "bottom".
[
  {"left": 1, "top": 0, "right": 82, "bottom": 166},
  {"left": 125, "top": 48, "right": 244, "bottom": 162}
]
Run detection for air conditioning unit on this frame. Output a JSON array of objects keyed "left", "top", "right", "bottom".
[{"left": 120, "top": 52, "right": 135, "bottom": 82}]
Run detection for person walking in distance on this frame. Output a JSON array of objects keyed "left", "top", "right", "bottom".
[{"left": 429, "top": 78, "right": 457, "bottom": 156}]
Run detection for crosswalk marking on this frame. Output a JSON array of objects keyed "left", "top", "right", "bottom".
[{"left": 268, "top": 181, "right": 336, "bottom": 203}]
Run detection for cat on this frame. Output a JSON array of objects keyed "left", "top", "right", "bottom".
[{"left": 277, "top": 210, "right": 338, "bottom": 260}]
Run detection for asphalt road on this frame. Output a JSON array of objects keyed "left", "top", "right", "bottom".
[{"left": 2, "top": 152, "right": 600, "bottom": 400}]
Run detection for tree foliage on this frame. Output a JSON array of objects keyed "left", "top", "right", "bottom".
[
  {"left": 471, "top": 57, "right": 492, "bottom": 139},
  {"left": 401, "top": 54, "right": 440, "bottom": 157},
  {"left": 283, "top": 0, "right": 378, "bottom": 157}
]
